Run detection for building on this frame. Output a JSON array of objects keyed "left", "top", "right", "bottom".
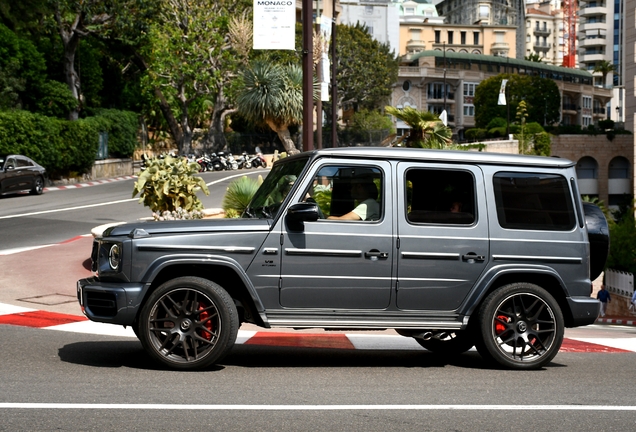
[
  {"left": 524, "top": 2, "right": 564, "bottom": 66},
  {"left": 391, "top": 51, "right": 612, "bottom": 139},
  {"left": 626, "top": 0, "right": 635, "bottom": 133},
  {"left": 434, "top": 0, "right": 527, "bottom": 59},
  {"left": 577, "top": 0, "right": 624, "bottom": 124},
  {"left": 338, "top": 0, "right": 400, "bottom": 54}
]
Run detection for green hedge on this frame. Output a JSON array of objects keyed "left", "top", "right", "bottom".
[{"left": 0, "top": 109, "right": 138, "bottom": 177}]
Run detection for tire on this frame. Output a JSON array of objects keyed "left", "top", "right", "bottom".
[
  {"left": 138, "top": 277, "right": 239, "bottom": 370},
  {"left": 30, "top": 176, "right": 44, "bottom": 195},
  {"left": 415, "top": 331, "right": 474, "bottom": 355},
  {"left": 474, "top": 283, "right": 564, "bottom": 370}
]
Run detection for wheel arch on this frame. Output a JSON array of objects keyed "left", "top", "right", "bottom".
[
  {"left": 465, "top": 268, "right": 575, "bottom": 327},
  {"left": 136, "top": 260, "right": 267, "bottom": 328}
]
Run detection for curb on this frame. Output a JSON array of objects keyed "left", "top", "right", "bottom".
[{"left": 595, "top": 317, "right": 636, "bottom": 326}]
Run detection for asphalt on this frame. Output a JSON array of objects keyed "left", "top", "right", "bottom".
[{"left": 1, "top": 217, "right": 634, "bottom": 327}]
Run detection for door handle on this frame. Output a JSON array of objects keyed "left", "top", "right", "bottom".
[
  {"left": 462, "top": 252, "right": 485, "bottom": 262},
  {"left": 365, "top": 250, "right": 389, "bottom": 260}
]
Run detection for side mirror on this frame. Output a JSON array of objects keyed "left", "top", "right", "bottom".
[
  {"left": 286, "top": 202, "right": 320, "bottom": 232},
  {"left": 5, "top": 164, "right": 14, "bottom": 171}
]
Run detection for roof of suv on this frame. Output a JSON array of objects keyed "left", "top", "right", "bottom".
[{"left": 294, "top": 147, "right": 575, "bottom": 168}]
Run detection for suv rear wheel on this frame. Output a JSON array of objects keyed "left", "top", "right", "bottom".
[
  {"left": 138, "top": 277, "right": 239, "bottom": 370},
  {"left": 474, "top": 283, "right": 564, "bottom": 370}
]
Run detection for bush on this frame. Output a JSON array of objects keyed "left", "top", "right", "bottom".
[
  {"left": 88, "top": 109, "right": 138, "bottom": 158},
  {"left": 485, "top": 117, "right": 507, "bottom": 129},
  {"left": 465, "top": 128, "right": 486, "bottom": 140},
  {"left": 222, "top": 175, "right": 262, "bottom": 217},
  {"left": 133, "top": 155, "right": 210, "bottom": 216}
]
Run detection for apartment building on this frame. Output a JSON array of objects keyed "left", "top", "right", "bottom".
[
  {"left": 434, "top": 0, "right": 526, "bottom": 59},
  {"left": 524, "top": 3, "right": 564, "bottom": 66},
  {"left": 391, "top": 51, "right": 612, "bottom": 139}
]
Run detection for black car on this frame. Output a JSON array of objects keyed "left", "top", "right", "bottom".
[{"left": 0, "top": 154, "right": 46, "bottom": 195}]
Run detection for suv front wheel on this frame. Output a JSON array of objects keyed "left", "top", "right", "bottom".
[
  {"left": 474, "top": 283, "right": 564, "bottom": 370},
  {"left": 138, "top": 277, "right": 239, "bottom": 370}
]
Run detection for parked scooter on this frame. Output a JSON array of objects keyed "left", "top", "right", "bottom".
[{"left": 246, "top": 152, "right": 266, "bottom": 168}]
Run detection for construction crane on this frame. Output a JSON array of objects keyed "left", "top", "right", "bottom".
[{"left": 562, "top": 0, "right": 577, "bottom": 67}]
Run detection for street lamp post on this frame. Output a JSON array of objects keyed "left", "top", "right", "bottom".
[{"left": 442, "top": 41, "right": 446, "bottom": 114}]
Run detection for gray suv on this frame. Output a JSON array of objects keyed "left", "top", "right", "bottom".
[{"left": 77, "top": 148, "right": 609, "bottom": 370}]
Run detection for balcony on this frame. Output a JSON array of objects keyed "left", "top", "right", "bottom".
[
  {"left": 490, "top": 42, "right": 509, "bottom": 56},
  {"left": 579, "top": 36, "right": 607, "bottom": 48},
  {"left": 562, "top": 103, "right": 579, "bottom": 113},
  {"left": 593, "top": 107, "right": 606, "bottom": 116},
  {"left": 580, "top": 52, "right": 606, "bottom": 63},
  {"left": 406, "top": 39, "right": 427, "bottom": 53},
  {"left": 533, "top": 42, "right": 550, "bottom": 52},
  {"left": 579, "top": 6, "right": 608, "bottom": 17},
  {"left": 580, "top": 21, "right": 607, "bottom": 32},
  {"left": 533, "top": 28, "right": 551, "bottom": 37},
  {"left": 427, "top": 92, "right": 455, "bottom": 101}
]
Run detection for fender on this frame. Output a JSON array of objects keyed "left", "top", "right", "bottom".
[
  {"left": 137, "top": 253, "right": 269, "bottom": 324},
  {"left": 459, "top": 263, "right": 570, "bottom": 318}
]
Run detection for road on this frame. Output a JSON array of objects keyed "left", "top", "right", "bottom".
[
  {"left": 1, "top": 168, "right": 636, "bottom": 430},
  {"left": 0, "top": 169, "right": 268, "bottom": 252}
]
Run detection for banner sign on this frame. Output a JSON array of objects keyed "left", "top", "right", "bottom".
[
  {"left": 498, "top": 79, "right": 508, "bottom": 106},
  {"left": 253, "top": 0, "right": 296, "bottom": 50}
]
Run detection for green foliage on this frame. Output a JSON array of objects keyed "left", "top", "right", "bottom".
[
  {"left": 385, "top": 105, "right": 452, "bottom": 148},
  {"left": 465, "top": 128, "right": 487, "bottom": 141},
  {"left": 533, "top": 132, "right": 551, "bottom": 156},
  {"left": 222, "top": 175, "right": 262, "bottom": 217},
  {"left": 485, "top": 117, "right": 507, "bottom": 129},
  {"left": 333, "top": 23, "right": 398, "bottom": 111},
  {"left": 132, "top": 155, "right": 210, "bottom": 215},
  {"left": 474, "top": 74, "right": 560, "bottom": 128},
  {"left": 34, "top": 80, "right": 78, "bottom": 118},
  {"left": 89, "top": 109, "right": 139, "bottom": 158},
  {"left": 598, "top": 119, "right": 615, "bottom": 130},
  {"left": 349, "top": 109, "right": 394, "bottom": 132},
  {"left": 606, "top": 202, "right": 636, "bottom": 274}
]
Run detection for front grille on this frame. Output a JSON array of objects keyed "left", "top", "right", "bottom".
[{"left": 85, "top": 291, "right": 117, "bottom": 317}]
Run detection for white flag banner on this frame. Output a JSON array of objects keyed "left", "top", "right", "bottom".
[
  {"left": 253, "top": 0, "right": 296, "bottom": 50},
  {"left": 498, "top": 79, "right": 508, "bottom": 106}
]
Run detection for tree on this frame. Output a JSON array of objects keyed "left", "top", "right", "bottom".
[
  {"left": 525, "top": 53, "right": 542, "bottom": 62},
  {"left": 385, "top": 106, "right": 452, "bottom": 148},
  {"left": 515, "top": 100, "right": 530, "bottom": 154},
  {"left": 474, "top": 74, "right": 560, "bottom": 128},
  {"left": 593, "top": 60, "right": 617, "bottom": 88},
  {"left": 236, "top": 61, "right": 306, "bottom": 155},
  {"left": 328, "top": 24, "right": 398, "bottom": 116},
  {"left": 141, "top": 0, "right": 244, "bottom": 154}
]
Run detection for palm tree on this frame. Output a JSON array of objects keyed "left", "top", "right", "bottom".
[
  {"left": 593, "top": 60, "right": 617, "bottom": 88},
  {"left": 385, "top": 106, "right": 453, "bottom": 148},
  {"left": 236, "top": 61, "right": 305, "bottom": 155}
]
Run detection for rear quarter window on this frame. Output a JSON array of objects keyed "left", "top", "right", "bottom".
[{"left": 493, "top": 172, "right": 576, "bottom": 231}]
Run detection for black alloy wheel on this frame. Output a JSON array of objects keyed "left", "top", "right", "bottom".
[
  {"left": 474, "top": 283, "right": 564, "bottom": 370},
  {"left": 30, "top": 176, "right": 44, "bottom": 195},
  {"left": 138, "top": 277, "right": 238, "bottom": 370}
]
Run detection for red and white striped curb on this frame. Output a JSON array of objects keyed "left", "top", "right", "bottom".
[
  {"left": 2, "top": 303, "right": 636, "bottom": 353},
  {"left": 45, "top": 176, "right": 136, "bottom": 192},
  {"left": 596, "top": 317, "right": 636, "bottom": 326}
]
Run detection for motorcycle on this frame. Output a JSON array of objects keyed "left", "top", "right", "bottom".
[
  {"left": 225, "top": 153, "right": 239, "bottom": 170},
  {"left": 235, "top": 152, "right": 250, "bottom": 169},
  {"left": 247, "top": 153, "right": 266, "bottom": 168}
]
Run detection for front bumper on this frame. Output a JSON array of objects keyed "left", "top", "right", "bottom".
[
  {"left": 567, "top": 296, "right": 601, "bottom": 327},
  {"left": 77, "top": 277, "right": 146, "bottom": 326}
]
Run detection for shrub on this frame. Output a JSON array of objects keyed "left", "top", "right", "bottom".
[
  {"left": 464, "top": 128, "right": 486, "bottom": 140},
  {"left": 133, "top": 155, "right": 210, "bottom": 217},
  {"left": 89, "top": 109, "right": 138, "bottom": 158},
  {"left": 222, "top": 175, "right": 262, "bottom": 217}
]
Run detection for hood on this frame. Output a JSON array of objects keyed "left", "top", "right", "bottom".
[{"left": 104, "top": 218, "right": 271, "bottom": 238}]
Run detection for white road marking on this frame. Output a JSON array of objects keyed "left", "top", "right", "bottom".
[
  {"left": 1, "top": 403, "right": 636, "bottom": 411},
  {"left": 569, "top": 337, "right": 636, "bottom": 352}
]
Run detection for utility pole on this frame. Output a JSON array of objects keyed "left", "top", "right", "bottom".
[
  {"left": 442, "top": 41, "right": 446, "bottom": 114},
  {"left": 302, "top": 0, "right": 314, "bottom": 152}
]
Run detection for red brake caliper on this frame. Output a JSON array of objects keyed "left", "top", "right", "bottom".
[
  {"left": 495, "top": 315, "right": 509, "bottom": 335},
  {"left": 198, "top": 304, "right": 214, "bottom": 340}
]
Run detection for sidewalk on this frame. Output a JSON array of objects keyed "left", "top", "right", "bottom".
[{"left": 2, "top": 234, "right": 636, "bottom": 327}]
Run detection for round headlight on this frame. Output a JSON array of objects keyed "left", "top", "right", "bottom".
[{"left": 108, "top": 244, "right": 122, "bottom": 270}]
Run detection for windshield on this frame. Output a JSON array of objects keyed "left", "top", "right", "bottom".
[{"left": 243, "top": 157, "right": 309, "bottom": 219}]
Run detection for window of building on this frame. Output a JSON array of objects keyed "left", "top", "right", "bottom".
[
  {"left": 463, "top": 105, "right": 475, "bottom": 116},
  {"left": 583, "top": 96, "right": 592, "bottom": 109},
  {"left": 461, "top": 31, "right": 466, "bottom": 45},
  {"left": 473, "top": 32, "right": 480, "bottom": 45},
  {"left": 435, "top": 30, "right": 441, "bottom": 43},
  {"left": 405, "top": 7, "right": 415, "bottom": 15},
  {"left": 448, "top": 31, "right": 454, "bottom": 44},
  {"left": 463, "top": 82, "right": 477, "bottom": 96},
  {"left": 493, "top": 172, "right": 576, "bottom": 231},
  {"left": 403, "top": 81, "right": 411, "bottom": 92},
  {"left": 479, "top": 5, "right": 490, "bottom": 20},
  {"left": 365, "top": 5, "right": 373, "bottom": 14},
  {"left": 582, "top": 116, "right": 592, "bottom": 126},
  {"left": 577, "top": 157, "right": 598, "bottom": 179}
]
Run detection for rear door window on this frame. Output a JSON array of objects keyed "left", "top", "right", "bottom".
[{"left": 493, "top": 172, "right": 576, "bottom": 231}]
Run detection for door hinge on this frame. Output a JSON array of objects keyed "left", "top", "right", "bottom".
[
  {"left": 280, "top": 233, "right": 284, "bottom": 245},
  {"left": 396, "top": 237, "right": 400, "bottom": 249}
]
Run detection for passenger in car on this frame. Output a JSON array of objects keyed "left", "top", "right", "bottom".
[{"left": 328, "top": 178, "right": 379, "bottom": 221}]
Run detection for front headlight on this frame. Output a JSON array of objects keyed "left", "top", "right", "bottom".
[{"left": 108, "top": 244, "right": 122, "bottom": 270}]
